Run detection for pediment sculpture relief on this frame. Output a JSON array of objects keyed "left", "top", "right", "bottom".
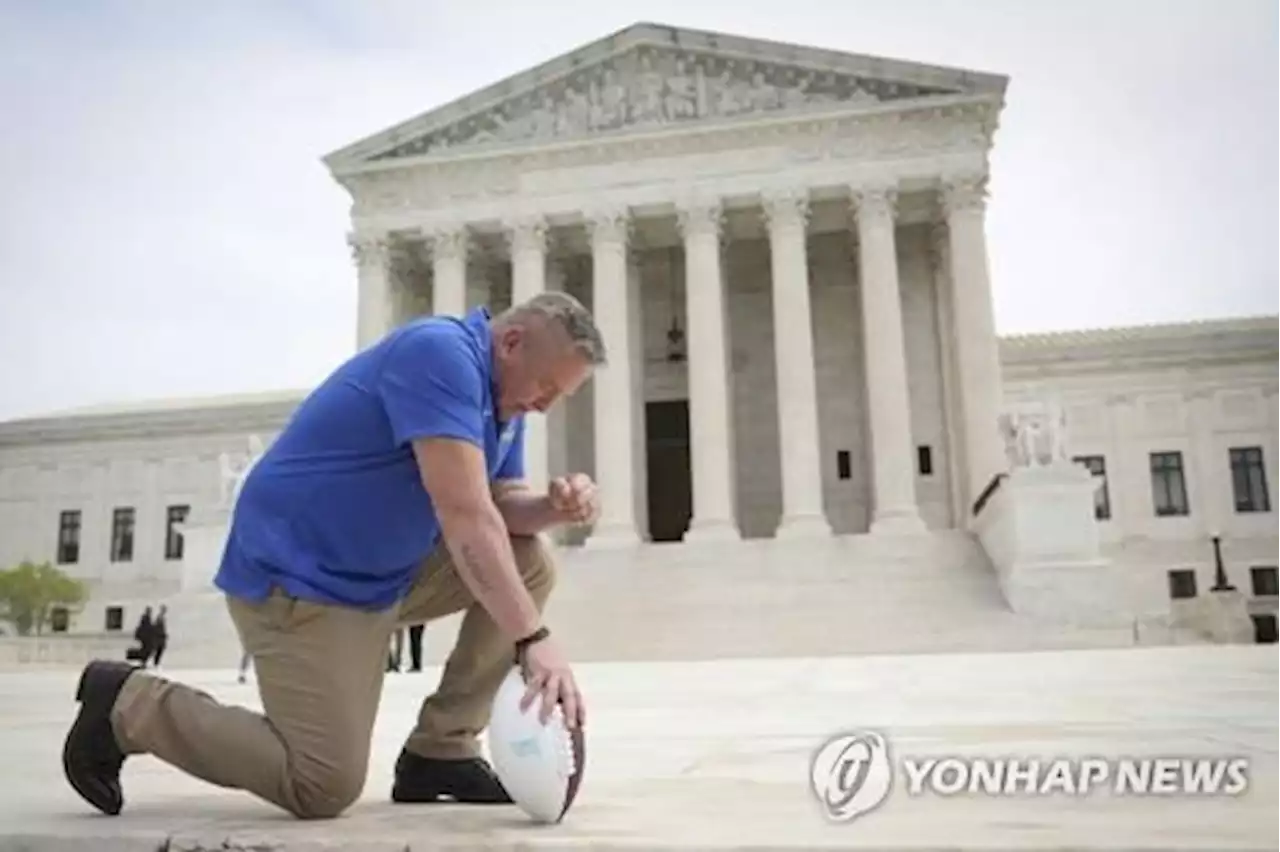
[{"left": 374, "top": 47, "right": 956, "bottom": 160}]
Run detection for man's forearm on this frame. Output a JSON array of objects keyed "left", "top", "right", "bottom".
[
  {"left": 493, "top": 487, "right": 566, "bottom": 535},
  {"left": 436, "top": 504, "right": 542, "bottom": 641}
]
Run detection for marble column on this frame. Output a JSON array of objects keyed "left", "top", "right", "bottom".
[
  {"left": 762, "top": 188, "right": 831, "bottom": 537},
  {"left": 627, "top": 249, "right": 650, "bottom": 541},
  {"left": 678, "top": 200, "right": 739, "bottom": 541},
  {"left": 585, "top": 208, "right": 641, "bottom": 547},
  {"left": 1264, "top": 385, "right": 1279, "bottom": 513},
  {"left": 507, "top": 216, "right": 550, "bottom": 495},
  {"left": 544, "top": 258, "right": 570, "bottom": 486},
  {"left": 1104, "top": 393, "right": 1140, "bottom": 528},
  {"left": 1186, "top": 389, "right": 1222, "bottom": 535},
  {"left": 349, "top": 231, "right": 395, "bottom": 349},
  {"left": 852, "top": 182, "right": 925, "bottom": 534},
  {"left": 930, "top": 223, "right": 967, "bottom": 528},
  {"left": 942, "top": 174, "right": 1006, "bottom": 513},
  {"left": 427, "top": 224, "right": 468, "bottom": 317}
]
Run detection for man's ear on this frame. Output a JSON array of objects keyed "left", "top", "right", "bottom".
[{"left": 495, "top": 324, "right": 521, "bottom": 357}]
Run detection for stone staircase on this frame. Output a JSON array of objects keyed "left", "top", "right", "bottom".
[
  {"left": 540, "top": 530, "right": 1146, "bottom": 660},
  {"left": 151, "top": 530, "right": 1163, "bottom": 670}
]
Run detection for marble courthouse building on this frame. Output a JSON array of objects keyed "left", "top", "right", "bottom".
[
  {"left": 335, "top": 23, "right": 1011, "bottom": 545},
  {"left": 1, "top": 24, "right": 1277, "bottom": 660}
]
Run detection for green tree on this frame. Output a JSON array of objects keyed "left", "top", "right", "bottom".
[{"left": 0, "top": 560, "right": 88, "bottom": 636}]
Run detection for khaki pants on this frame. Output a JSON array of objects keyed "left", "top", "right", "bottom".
[{"left": 109, "top": 535, "right": 556, "bottom": 819}]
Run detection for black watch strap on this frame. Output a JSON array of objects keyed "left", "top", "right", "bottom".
[{"left": 514, "top": 626, "right": 550, "bottom": 663}]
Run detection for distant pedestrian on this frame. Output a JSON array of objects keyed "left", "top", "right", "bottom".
[
  {"left": 407, "top": 623, "right": 425, "bottom": 673},
  {"left": 149, "top": 606, "right": 168, "bottom": 667},
  {"left": 131, "top": 608, "right": 154, "bottom": 667}
]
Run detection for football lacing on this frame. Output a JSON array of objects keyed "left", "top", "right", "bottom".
[{"left": 550, "top": 705, "right": 577, "bottom": 778}]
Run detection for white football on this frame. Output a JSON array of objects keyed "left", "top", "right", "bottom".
[{"left": 486, "top": 666, "right": 586, "bottom": 823}]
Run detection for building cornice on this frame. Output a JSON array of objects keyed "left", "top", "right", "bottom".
[
  {"left": 341, "top": 96, "right": 1000, "bottom": 232},
  {"left": 999, "top": 316, "right": 1278, "bottom": 375},
  {"left": 337, "top": 93, "right": 999, "bottom": 181},
  {"left": 0, "top": 399, "right": 300, "bottom": 448}
]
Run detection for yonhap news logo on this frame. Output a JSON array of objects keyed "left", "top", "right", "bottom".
[
  {"left": 809, "top": 732, "right": 894, "bottom": 821},
  {"left": 809, "top": 730, "right": 1250, "bottom": 823}
]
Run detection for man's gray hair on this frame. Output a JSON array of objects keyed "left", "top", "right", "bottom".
[{"left": 500, "top": 291, "right": 608, "bottom": 366}]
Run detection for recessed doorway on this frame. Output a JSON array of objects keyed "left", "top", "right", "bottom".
[{"left": 645, "top": 400, "right": 692, "bottom": 542}]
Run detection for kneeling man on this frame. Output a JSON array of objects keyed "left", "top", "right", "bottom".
[{"left": 62, "top": 292, "right": 605, "bottom": 819}]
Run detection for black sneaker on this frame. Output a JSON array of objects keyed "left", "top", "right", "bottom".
[
  {"left": 62, "top": 660, "right": 135, "bottom": 815},
  {"left": 391, "top": 749, "right": 513, "bottom": 804}
]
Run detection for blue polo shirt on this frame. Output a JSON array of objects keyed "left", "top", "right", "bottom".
[{"left": 214, "top": 308, "right": 525, "bottom": 610}]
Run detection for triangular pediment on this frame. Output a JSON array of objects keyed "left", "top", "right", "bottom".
[{"left": 326, "top": 23, "right": 1006, "bottom": 169}]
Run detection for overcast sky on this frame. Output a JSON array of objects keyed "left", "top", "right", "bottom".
[{"left": 0, "top": 0, "right": 1275, "bottom": 421}]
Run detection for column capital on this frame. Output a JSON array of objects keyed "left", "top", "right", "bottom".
[
  {"left": 422, "top": 223, "right": 470, "bottom": 262},
  {"left": 676, "top": 198, "right": 723, "bottom": 240},
  {"left": 940, "top": 172, "right": 989, "bottom": 218},
  {"left": 504, "top": 214, "right": 548, "bottom": 255},
  {"left": 347, "top": 232, "right": 392, "bottom": 270},
  {"left": 760, "top": 187, "right": 810, "bottom": 232},
  {"left": 850, "top": 181, "right": 899, "bottom": 224},
  {"left": 586, "top": 206, "right": 631, "bottom": 247}
]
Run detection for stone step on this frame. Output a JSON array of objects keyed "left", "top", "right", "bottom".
[{"left": 147, "top": 531, "right": 1160, "bottom": 670}]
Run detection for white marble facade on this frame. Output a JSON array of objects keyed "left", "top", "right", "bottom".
[
  {"left": 336, "top": 23, "right": 1012, "bottom": 544},
  {"left": 0, "top": 316, "right": 1274, "bottom": 639},
  {"left": 349, "top": 190, "right": 1000, "bottom": 546},
  {"left": 0, "top": 25, "right": 1276, "bottom": 642}
]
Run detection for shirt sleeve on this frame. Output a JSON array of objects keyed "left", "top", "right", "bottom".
[
  {"left": 375, "top": 323, "right": 486, "bottom": 449},
  {"left": 493, "top": 417, "right": 526, "bottom": 481}
]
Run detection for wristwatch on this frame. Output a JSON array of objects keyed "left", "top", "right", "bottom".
[{"left": 514, "top": 626, "right": 550, "bottom": 665}]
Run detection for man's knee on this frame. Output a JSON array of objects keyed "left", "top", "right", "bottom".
[
  {"left": 286, "top": 758, "right": 367, "bottom": 820},
  {"left": 509, "top": 534, "right": 556, "bottom": 598}
]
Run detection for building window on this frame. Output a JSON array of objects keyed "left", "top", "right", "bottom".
[
  {"left": 165, "top": 504, "right": 190, "bottom": 560},
  {"left": 50, "top": 606, "right": 70, "bottom": 633},
  {"left": 56, "top": 510, "right": 81, "bottom": 564},
  {"left": 110, "top": 507, "right": 135, "bottom": 562},
  {"left": 1073, "top": 455, "right": 1111, "bottom": 520},
  {"left": 1250, "top": 566, "right": 1278, "bottom": 597},
  {"left": 104, "top": 606, "right": 124, "bottom": 632},
  {"left": 836, "top": 450, "right": 851, "bottom": 481},
  {"left": 917, "top": 445, "right": 934, "bottom": 476},
  {"left": 1229, "top": 447, "right": 1270, "bottom": 513},
  {"left": 1168, "top": 569, "right": 1197, "bottom": 600},
  {"left": 1150, "top": 451, "right": 1189, "bottom": 517}
]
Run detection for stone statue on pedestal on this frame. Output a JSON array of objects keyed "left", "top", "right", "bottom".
[
  {"left": 998, "top": 398, "right": 1071, "bottom": 469},
  {"left": 217, "top": 434, "right": 266, "bottom": 511}
]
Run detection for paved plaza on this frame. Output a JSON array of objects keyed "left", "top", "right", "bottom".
[{"left": 0, "top": 645, "right": 1275, "bottom": 851}]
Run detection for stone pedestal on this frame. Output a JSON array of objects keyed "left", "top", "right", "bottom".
[
  {"left": 972, "top": 461, "right": 1129, "bottom": 627},
  {"left": 167, "top": 506, "right": 242, "bottom": 666},
  {"left": 177, "top": 507, "right": 232, "bottom": 594},
  {"left": 1182, "top": 589, "right": 1256, "bottom": 644}
]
